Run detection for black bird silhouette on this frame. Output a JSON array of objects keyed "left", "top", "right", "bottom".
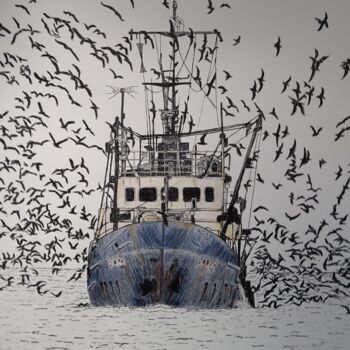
[
  {"left": 59, "top": 118, "right": 75, "bottom": 130},
  {"left": 151, "top": 68, "right": 161, "bottom": 79},
  {"left": 289, "top": 95, "right": 305, "bottom": 116},
  {"left": 193, "top": 66, "right": 202, "bottom": 88},
  {"left": 82, "top": 119, "right": 95, "bottom": 136},
  {"left": 285, "top": 211, "right": 301, "bottom": 221},
  {"left": 281, "top": 76, "right": 291, "bottom": 93},
  {"left": 49, "top": 132, "right": 69, "bottom": 148},
  {"left": 69, "top": 241, "right": 79, "bottom": 250},
  {"left": 0, "top": 138, "right": 20, "bottom": 154},
  {"left": 335, "top": 125, "right": 350, "bottom": 141},
  {"left": 319, "top": 158, "right": 326, "bottom": 169},
  {"left": 292, "top": 81, "right": 302, "bottom": 97},
  {"left": 162, "top": 0, "right": 169, "bottom": 9},
  {"left": 250, "top": 80, "right": 257, "bottom": 100},
  {"left": 55, "top": 39, "right": 80, "bottom": 61},
  {"left": 274, "top": 36, "right": 282, "bottom": 56},
  {"left": 299, "top": 147, "right": 311, "bottom": 167},
  {"left": 241, "top": 99, "right": 250, "bottom": 112},
  {"left": 63, "top": 10, "right": 79, "bottom": 23},
  {"left": 309, "top": 49, "right": 329, "bottom": 82},
  {"left": 101, "top": 1, "right": 125, "bottom": 21},
  {"left": 253, "top": 205, "right": 269, "bottom": 213},
  {"left": 340, "top": 59, "right": 350, "bottom": 80},
  {"left": 220, "top": 3, "right": 231, "bottom": 9},
  {"left": 306, "top": 174, "right": 321, "bottom": 193},
  {"left": 0, "top": 110, "right": 9, "bottom": 119},
  {"left": 315, "top": 12, "right": 328, "bottom": 32},
  {"left": 281, "top": 125, "right": 289, "bottom": 138},
  {"left": 273, "top": 143, "right": 283, "bottom": 162},
  {"left": 269, "top": 107, "right": 278, "bottom": 120},
  {"left": 257, "top": 69, "right": 265, "bottom": 92},
  {"left": 233, "top": 35, "right": 241, "bottom": 46},
  {"left": 228, "top": 143, "right": 243, "bottom": 157},
  {"left": 218, "top": 85, "right": 228, "bottom": 94},
  {"left": 256, "top": 173, "right": 264, "bottom": 183},
  {"left": 222, "top": 107, "right": 235, "bottom": 117},
  {"left": 305, "top": 85, "right": 315, "bottom": 105},
  {"left": 109, "top": 68, "right": 123, "bottom": 79},
  {"left": 90, "top": 99, "right": 99, "bottom": 119},
  {"left": 335, "top": 166, "right": 343, "bottom": 180},
  {"left": 188, "top": 115, "right": 195, "bottom": 133},
  {"left": 272, "top": 123, "right": 281, "bottom": 146},
  {"left": 206, "top": 72, "right": 216, "bottom": 96},
  {"left": 198, "top": 133, "right": 208, "bottom": 145},
  {"left": 272, "top": 183, "right": 282, "bottom": 190},
  {"left": 310, "top": 125, "right": 323, "bottom": 136},
  {"left": 262, "top": 130, "right": 269, "bottom": 141},
  {"left": 15, "top": 4, "right": 30, "bottom": 15},
  {"left": 207, "top": 0, "right": 215, "bottom": 14},
  {"left": 225, "top": 96, "right": 239, "bottom": 112},
  {"left": 0, "top": 22, "right": 11, "bottom": 35},
  {"left": 50, "top": 290, "right": 63, "bottom": 298},
  {"left": 93, "top": 28, "right": 106, "bottom": 38},
  {"left": 316, "top": 87, "right": 325, "bottom": 107},
  {"left": 223, "top": 70, "right": 232, "bottom": 80},
  {"left": 336, "top": 115, "right": 350, "bottom": 128},
  {"left": 261, "top": 230, "right": 274, "bottom": 243}
]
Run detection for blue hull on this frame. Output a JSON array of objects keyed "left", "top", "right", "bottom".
[{"left": 87, "top": 222, "right": 242, "bottom": 308}]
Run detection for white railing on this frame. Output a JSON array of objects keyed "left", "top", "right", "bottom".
[{"left": 118, "top": 150, "right": 223, "bottom": 177}]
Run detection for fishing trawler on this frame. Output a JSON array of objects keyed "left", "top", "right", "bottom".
[{"left": 87, "top": 1, "right": 261, "bottom": 308}]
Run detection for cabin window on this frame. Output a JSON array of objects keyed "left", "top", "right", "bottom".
[
  {"left": 183, "top": 187, "right": 200, "bottom": 202},
  {"left": 139, "top": 187, "right": 157, "bottom": 202},
  {"left": 125, "top": 188, "right": 134, "bottom": 201},
  {"left": 161, "top": 187, "right": 179, "bottom": 202},
  {"left": 205, "top": 187, "right": 214, "bottom": 202}
]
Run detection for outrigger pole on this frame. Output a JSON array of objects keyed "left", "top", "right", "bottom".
[
  {"left": 111, "top": 88, "right": 127, "bottom": 230},
  {"left": 220, "top": 116, "right": 263, "bottom": 241}
]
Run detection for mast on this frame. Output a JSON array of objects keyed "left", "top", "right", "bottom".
[
  {"left": 171, "top": 0, "right": 177, "bottom": 114},
  {"left": 111, "top": 89, "right": 127, "bottom": 230},
  {"left": 130, "top": 1, "right": 218, "bottom": 141}
]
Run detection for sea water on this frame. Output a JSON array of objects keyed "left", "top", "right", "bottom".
[{"left": 0, "top": 268, "right": 348, "bottom": 350}]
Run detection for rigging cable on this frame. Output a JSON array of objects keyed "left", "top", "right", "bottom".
[
  {"left": 241, "top": 127, "right": 262, "bottom": 265},
  {"left": 95, "top": 150, "right": 111, "bottom": 239},
  {"left": 177, "top": 37, "right": 216, "bottom": 107},
  {"left": 178, "top": 36, "right": 196, "bottom": 135}
]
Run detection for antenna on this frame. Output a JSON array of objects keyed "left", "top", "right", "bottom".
[{"left": 106, "top": 85, "right": 137, "bottom": 100}]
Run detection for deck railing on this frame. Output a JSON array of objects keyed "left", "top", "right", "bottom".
[{"left": 118, "top": 150, "right": 223, "bottom": 177}]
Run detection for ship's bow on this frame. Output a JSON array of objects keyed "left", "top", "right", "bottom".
[{"left": 87, "top": 222, "right": 241, "bottom": 308}]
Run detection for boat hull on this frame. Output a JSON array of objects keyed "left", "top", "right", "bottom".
[{"left": 87, "top": 222, "right": 242, "bottom": 308}]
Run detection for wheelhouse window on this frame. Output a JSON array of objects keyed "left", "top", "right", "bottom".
[
  {"left": 125, "top": 188, "right": 134, "bottom": 201},
  {"left": 161, "top": 187, "right": 179, "bottom": 202},
  {"left": 183, "top": 187, "right": 200, "bottom": 202},
  {"left": 205, "top": 187, "right": 214, "bottom": 202},
  {"left": 139, "top": 187, "right": 157, "bottom": 202}
]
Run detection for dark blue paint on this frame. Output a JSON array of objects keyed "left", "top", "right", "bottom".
[{"left": 87, "top": 222, "right": 242, "bottom": 308}]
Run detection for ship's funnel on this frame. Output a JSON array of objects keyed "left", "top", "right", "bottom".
[{"left": 136, "top": 42, "right": 147, "bottom": 73}]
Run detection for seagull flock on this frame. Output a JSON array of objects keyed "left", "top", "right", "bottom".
[{"left": 0, "top": 1, "right": 349, "bottom": 314}]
